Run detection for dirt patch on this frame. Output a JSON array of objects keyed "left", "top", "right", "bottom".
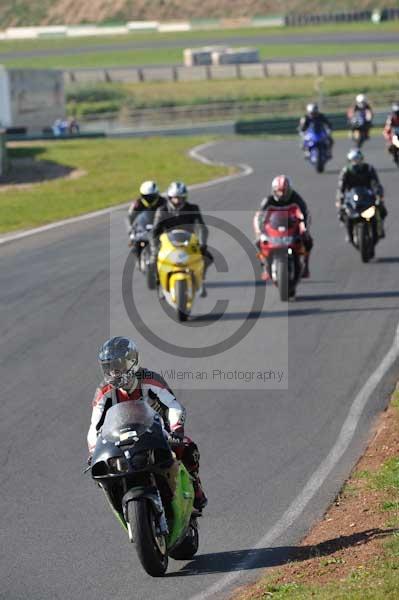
[
  {"left": 233, "top": 390, "right": 399, "bottom": 598},
  {"left": 0, "top": 158, "right": 86, "bottom": 191}
]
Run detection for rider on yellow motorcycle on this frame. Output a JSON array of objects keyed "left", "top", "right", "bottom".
[{"left": 151, "top": 182, "right": 213, "bottom": 297}]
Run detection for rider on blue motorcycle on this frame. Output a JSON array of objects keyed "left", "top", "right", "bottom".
[{"left": 299, "top": 103, "right": 333, "bottom": 158}]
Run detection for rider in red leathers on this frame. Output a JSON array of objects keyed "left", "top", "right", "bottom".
[
  {"left": 255, "top": 175, "right": 313, "bottom": 278},
  {"left": 383, "top": 103, "right": 399, "bottom": 155},
  {"left": 87, "top": 337, "right": 207, "bottom": 511}
]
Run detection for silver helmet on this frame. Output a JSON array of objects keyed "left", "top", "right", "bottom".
[{"left": 98, "top": 337, "right": 140, "bottom": 390}]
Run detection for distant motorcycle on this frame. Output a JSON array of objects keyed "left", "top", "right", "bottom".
[
  {"left": 90, "top": 399, "right": 199, "bottom": 577},
  {"left": 255, "top": 205, "right": 307, "bottom": 301},
  {"left": 128, "top": 211, "right": 154, "bottom": 289},
  {"left": 302, "top": 123, "right": 331, "bottom": 173},
  {"left": 349, "top": 110, "right": 372, "bottom": 148},
  {"left": 343, "top": 187, "right": 380, "bottom": 262}
]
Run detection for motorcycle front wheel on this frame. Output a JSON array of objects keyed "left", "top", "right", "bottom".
[
  {"left": 277, "top": 258, "right": 289, "bottom": 302},
  {"left": 357, "top": 222, "right": 374, "bottom": 263},
  {"left": 128, "top": 499, "right": 168, "bottom": 577},
  {"left": 176, "top": 279, "right": 188, "bottom": 322}
]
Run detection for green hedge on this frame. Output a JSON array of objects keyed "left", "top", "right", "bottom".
[{"left": 235, "top": 112, "right": 348, "bottom": 134}]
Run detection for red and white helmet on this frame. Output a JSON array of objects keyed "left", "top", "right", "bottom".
[{"left": 271, "top": 175, "right": 291, "bottom": 202}]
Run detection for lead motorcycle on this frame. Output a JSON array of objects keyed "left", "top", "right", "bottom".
[
  {"left": 89, "top": 399, "right": 199, "bottom": 577},
  {"left": 343, "top": 186, "right": 380, "bottom": 262},
  {"left": 255, "top": 205, "right": 307, "bottom": 301},
  {"left": 302, "top": 123, "right": 331, "bottom": 173}
]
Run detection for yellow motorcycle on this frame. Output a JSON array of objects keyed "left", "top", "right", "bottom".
[{"left": 157, "top": 229, "right": 204, "bottom": 321}]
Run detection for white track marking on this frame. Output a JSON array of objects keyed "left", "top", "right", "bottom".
[
  {"left": 189, "top": 322, "right": 399, "bottom": 600},
  {"left": 0, "top": 141, "right": 253, "bottom": 246}
]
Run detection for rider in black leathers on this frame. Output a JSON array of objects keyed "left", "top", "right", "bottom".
[
  {"left": 151, "top": 181, "right": 213, "bottom": 297},
  {"left": 336, "top": 149, "right": 387, "bottom": 239}
]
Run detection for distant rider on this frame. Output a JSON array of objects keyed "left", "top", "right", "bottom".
[
  {"left": 87, "top": 336, "right": 208, "bottom": 511},
  {"left": 347, "top": 93, "right": 373, "bottom": 139},
  {"left": 336, "top": 149, "right": 387, "bottom": 239},
  {"left": 255, "top": 175, "right": 313, "bottom": 278},
  {"left": 383, "top": 103, "right": 399, "bottom": 155},
  {"left": 298, "top": 103, "right": 333, "bottom": 158},
  {"left": 151, "top": 181, "right": 213, "bottom": 297}
]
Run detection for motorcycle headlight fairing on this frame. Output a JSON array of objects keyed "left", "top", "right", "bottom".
[{"left": 361, "top": 206, "right": 376, "bottom": 220}]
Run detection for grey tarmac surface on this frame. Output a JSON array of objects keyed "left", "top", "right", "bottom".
[
  {"left": 1, "top": 136, "right": 399, "bottom": 600},
  {"left": 0, "top": 30, "right": 398, "bottom": 60}
]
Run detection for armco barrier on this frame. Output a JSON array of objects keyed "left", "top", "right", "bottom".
[{"left": 235, "top": 113, "right": 348, "bottom": 135}]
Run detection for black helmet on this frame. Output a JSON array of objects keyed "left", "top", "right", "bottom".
[
  {"left": 98, "top": 337, "right": 140, "bottom": 390},
  {"left": 139, "top": 180, "right": 160, "bottom": 208},
  {"left": 167, "top": 181, "right": 188, "bottom": 210}
]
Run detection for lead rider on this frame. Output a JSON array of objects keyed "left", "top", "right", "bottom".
[{"left": 87, "top": 336, "right": 208, "bottom": 511}]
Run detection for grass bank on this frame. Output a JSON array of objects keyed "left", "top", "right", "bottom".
[
  {"left": 0, "top": 136, "right": 231, "bottom": 233},
  {"left": 66, "top": 74, "right": 399, "bottom": 116},
  {"left": 234, "top": 388, "right": 399, "bottom": 600}
]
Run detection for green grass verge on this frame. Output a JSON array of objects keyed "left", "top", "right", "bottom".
[
  {"left": 3, "top": 42, "right": 399, "bottom": 69},
  {"left": 0, "top": 21, "right": 398, "bottom": 56},
  {"left": 247, "top": 399, "right": 399, "bottom": 600},
  {"left": 0, "top": 136, "right": 230, "bottom": 233}
]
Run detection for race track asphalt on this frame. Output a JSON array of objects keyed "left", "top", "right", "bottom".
[
  {"left": 0, "top": 30, "right": 398, "bottom": 60},
  {"left": 1, "top": 135, "right": 399, "bottom": 600}
]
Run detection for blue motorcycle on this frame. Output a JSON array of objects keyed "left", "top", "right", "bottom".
[{"left": 302, "top": 123, "right": 331, "bottom": 173}]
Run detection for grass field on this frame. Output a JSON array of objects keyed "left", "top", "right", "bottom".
[
  {"left": 66, "top": 74, "right": 399, "bottom": 117},
  {"left": 0, "top": 137, "right": 230, "bottom": 233},
  {"left": 3, "top": 42, "right": 399, "bottom": 70},
  {"left": 0, "top": 21, "right": 399, "bottom": 55}
]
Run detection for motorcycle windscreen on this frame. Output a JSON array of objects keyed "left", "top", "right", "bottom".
[
  {"left": 265, "top": 210, "right": 299, "bottom": 230},
  {"left": 167, "top": 229, "right": 193, "bottom": 247},
  {"left": 101, "top": 399, "right": 156, "bottom": 443},
  {"left": 133, "top": 210, "right": 154, "bottom": 232},
  {"left": 348, "top": 187, "right": 375, "bottom": 211}
]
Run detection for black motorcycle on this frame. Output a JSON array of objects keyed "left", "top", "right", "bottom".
[
  {"left": 128, "top": 211, "right": 155, "bottom": 289},
  {"left": 343, "top": 187, "right": 379, "bottom": 262},
  {"left": 89, "top": 399, "right": 199, "bottom": 577},
  {"left": 349, "top": 111, "right": 372, "bottom": 148}
]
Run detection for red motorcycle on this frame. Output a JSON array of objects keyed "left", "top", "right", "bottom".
[{"left": 254, "top": 205, "right": 307, "bottom": 301}]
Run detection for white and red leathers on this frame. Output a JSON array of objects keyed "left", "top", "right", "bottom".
[
  {"left": 87, "top": 368, "right": 185, "bottom": 453},
  {"left": 87, "top": 367, "right": 207, "bottom": 509},
  {"left": 383, "top": 114, "right": 399, "bottom": 145}
]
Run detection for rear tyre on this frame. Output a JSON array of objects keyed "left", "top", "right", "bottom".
[
  {"left": 169, "top": 519, "right": 199, "bottom": 560},
  {"left": 128, "top": 500, "right": 168, "bottom": 577},
  {"left": 176, "top": 279, "right": 188, "bottom": 322},
  {"left": 277, "top": 258, "right": 289, "bottom": 302}
]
